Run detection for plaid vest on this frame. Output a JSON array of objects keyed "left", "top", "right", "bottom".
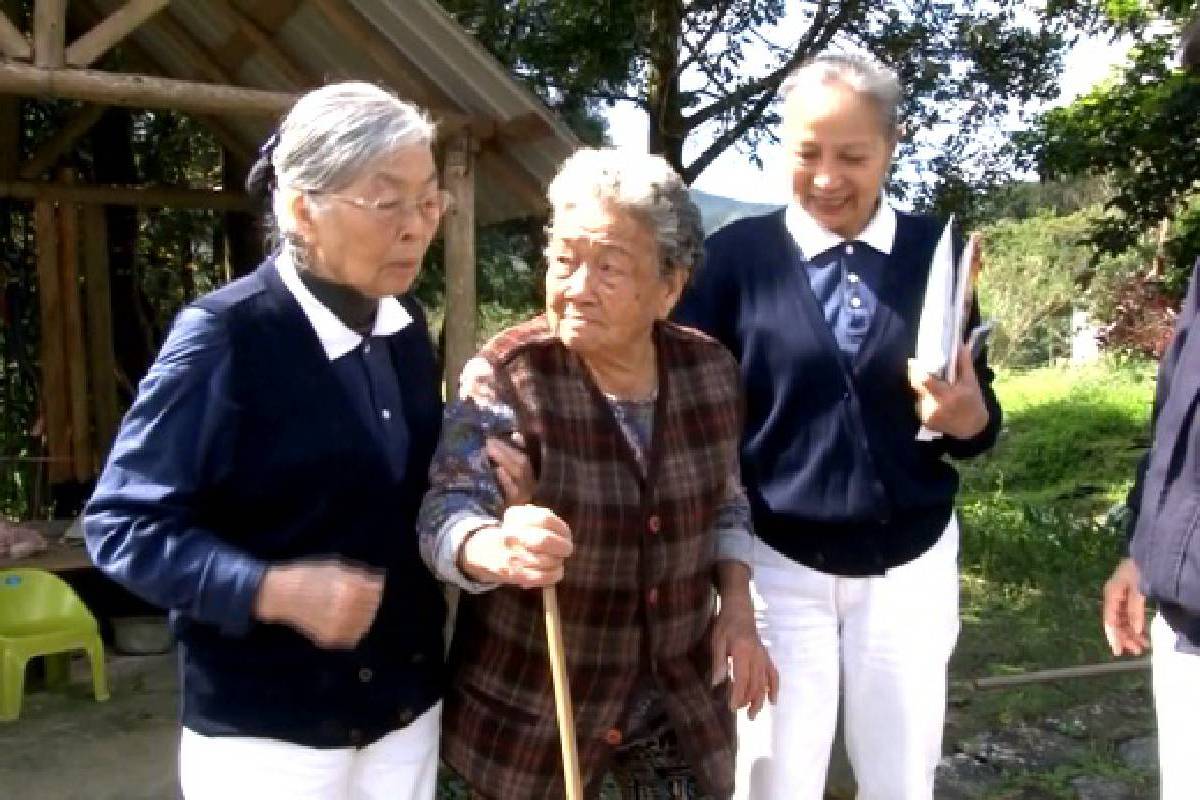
[{"left": 442, "top": 316, "right": 742, "bottom": 799}]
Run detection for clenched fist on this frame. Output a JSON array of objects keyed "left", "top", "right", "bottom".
[{"left": 254, "top": 560, "right": 385, "bottom": 649}]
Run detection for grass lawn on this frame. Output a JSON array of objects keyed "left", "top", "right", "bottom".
[{"left": 952, "top": 358, "right": 1157, "bottom": 731}]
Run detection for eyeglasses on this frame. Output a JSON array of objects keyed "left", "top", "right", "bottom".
[{"left": 316, "top": 189, "right": 453, "bottom": 222}]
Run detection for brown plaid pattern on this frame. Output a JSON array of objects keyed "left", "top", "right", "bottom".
[{"left": 441, "top": 317, "right": 741, "bottom": 800}]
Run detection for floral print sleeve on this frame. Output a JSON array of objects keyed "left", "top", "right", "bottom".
[{"left": 417, "top": 356, "right": 517, "bottom": 593}]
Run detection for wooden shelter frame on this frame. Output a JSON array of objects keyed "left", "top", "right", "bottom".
[{"left": 0, "top": 0, "right": 560, "bottom": 485}]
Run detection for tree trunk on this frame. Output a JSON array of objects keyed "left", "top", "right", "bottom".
[
  {"left": 645, "top": 0, "right": 687, "bottom": 177},
  {"left": 90, "top": 106, "right": 153, "bottom": 399}
]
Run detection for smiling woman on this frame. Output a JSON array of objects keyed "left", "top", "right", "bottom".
[{"left": 674, "top": 53, "right": 1003, "bottom": 800}]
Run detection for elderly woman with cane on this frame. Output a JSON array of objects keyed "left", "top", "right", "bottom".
[
  {"left": 84, "top": 82, "right": 525, "bottom": 800},
  {"left": 675, "top": 54, "right": 1001, "bottom": 799},
  {"left": 419, "top": 148, "right": 777, "bottom": 799}
]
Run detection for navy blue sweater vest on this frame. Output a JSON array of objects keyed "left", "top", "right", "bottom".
[
  {"left": 183, "top": 261, "right": 446, "bottom": 746},
  {"left": 676, "top": 210, "right": 1001, "bottom": 575}
]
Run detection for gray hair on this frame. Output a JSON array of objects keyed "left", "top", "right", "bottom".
[
  {"left": 268, "top": 82, "right": 436, "bottom": 238},
  {"left": 545, "top": 148, "right": 703, "bottom": 279},
  {"left": 782, "top": 54, "right": 903, "bottom": 137}
]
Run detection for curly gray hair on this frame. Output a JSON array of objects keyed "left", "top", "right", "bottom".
[
  {"left": 782, "top": 53, "right": 903, "bottom": 138},
  {"left": 545, "top": 148, "right": 703, "bottom": 279}
]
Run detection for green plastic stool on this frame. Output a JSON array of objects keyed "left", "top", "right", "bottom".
[{"left": 0, "top": 568, "right": 109, "bottom": 721}]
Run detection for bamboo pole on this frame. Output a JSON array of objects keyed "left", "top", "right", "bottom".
[
  {"left": 57, "top": 169, "right": 93, "bottom": 482},
  {"left": 34, "top": 200, "right": 72, "bottom": 483},
  {"left": 442, "top": 131, "right": 476, "bottom": 391},
  {"left": 65, "top": 0, "right": 170, "bottom": 68},
  {"left": 543, "top": 586, "right": 584, "bottom": 800},
  {"left": 966, "top": 658, "right": 1151, "bottom": 691},
  {"left": 0, "top": 60, "right": 296, "bottom": 116},
  {"left": 32, "top": 0, "right": 66, "bottom": 68},
  {"left": 0, "top": 8, "right": 29, "bottom": 59},
  {"left": 81, "top": 205, "right": 119, "bottom": 468},
  {"left": 0, "top": 179, "right": 253, "bottom": 210}
]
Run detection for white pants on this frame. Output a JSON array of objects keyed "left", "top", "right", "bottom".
[
  {"left": 735, "top": 519, "right": 960, "bottom": 800},
  {"left": 179, "top": 702, "right": 441, "bottom": 800},
  {"left": 1152, "top": 612, "right": 1200, "bottom": 800}
]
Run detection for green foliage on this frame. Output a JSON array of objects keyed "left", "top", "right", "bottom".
[
  {"left": 1030, "top": 20, "right": 1200, "bottom": 284},
  {"left": 977, "top": 206, "right": 1153, "bottom": 367},
  {"left": 441, "top": 0, "right": 1094, "bottom": 197},
  {"left": 952, "top": 360, "right": 1154, "bottom": 727}
]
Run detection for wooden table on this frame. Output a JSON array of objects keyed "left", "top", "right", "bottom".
[{"left": 0, "top": 520, "right": 93, "bottom": 573}]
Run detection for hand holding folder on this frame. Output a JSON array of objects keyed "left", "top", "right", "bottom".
[{"left": 912, "top": 220, "right": 994, "bottom": 441}]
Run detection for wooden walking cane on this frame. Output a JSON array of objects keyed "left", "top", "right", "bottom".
[{"left": 544, "top": 585, "right": 585, "bottom": 799}]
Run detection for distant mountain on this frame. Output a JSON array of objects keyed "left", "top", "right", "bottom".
[{"left": 690, "top": 189, "right": 783, "bottom": 236}]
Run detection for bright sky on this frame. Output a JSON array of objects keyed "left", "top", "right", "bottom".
[{"left": 604, "top": 24, "right": 1134, "bottom": 204}]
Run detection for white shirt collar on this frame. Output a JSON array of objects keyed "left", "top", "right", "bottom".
[
  {"left": 785, "top": 193, "right": 897, "bottom": 259},
  {"left": 274, "top": 249, "right": 412, "bottom": 361}
]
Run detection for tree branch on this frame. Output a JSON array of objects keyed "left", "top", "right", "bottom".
[
  {"left": 680, "top": 0, "right": 865, "bottom": 131},
  {"left": 677, "top": 0, "right": 735, "bottom": 73},
  {"left": 682, "top": 79, "right": 781, "bottom": 183}
]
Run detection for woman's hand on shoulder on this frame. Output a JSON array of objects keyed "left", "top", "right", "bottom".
[
  {"left": 459, "top": 504, "right": 573, "bottom": 588},
  {"left": 907, "top": 344, "right": 989, "bottom": 439}
]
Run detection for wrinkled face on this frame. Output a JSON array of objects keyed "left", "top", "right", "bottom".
[
  {"left": 783, "top": 81, "right": 896, "bottom": 239},
  {"left": 544, "top": 201, "right": 685, "bottom": 357},
  {"left": 294, "top": 144, "right": 441, "bottom": 298}
]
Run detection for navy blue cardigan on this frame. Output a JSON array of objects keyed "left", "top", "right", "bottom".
[
  {"left": 85, "top": 259, "right": 446, "bottom": 747},
  {"left": 1129, "top": 258, "right": 1200, "bottom": 647},
  {"left": 675, "top": 209, "right": 1001, "bottom": 575}
]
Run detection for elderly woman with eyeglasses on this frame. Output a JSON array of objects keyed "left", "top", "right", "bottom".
[
  {"left": 418, "top": 148, "right": 777, "bottom": 800},
  {"left": 84, "top": 83, "right": 497, "bottom": 800}
]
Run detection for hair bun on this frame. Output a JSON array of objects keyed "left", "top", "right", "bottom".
[{"left": 245, "top": 154, "right": 275, "bottom": 202}]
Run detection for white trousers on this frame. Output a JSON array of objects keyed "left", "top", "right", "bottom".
[
  {"left": 1152, "top": 612, "right": 1200, "bottom": 800},
  {"left": 735, "top": 519, "right": 960, "bottom": 800},
  {"left": 179, "top": 702, "right": 441, "bottom": 800}
]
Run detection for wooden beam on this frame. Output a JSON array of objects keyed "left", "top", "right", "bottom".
[
  {"left": 57, "top": 169, "right": 93, "bottom": 482},
  {"left": 442, "top": 131, "right": 476, "bottom": 391},
  {"left": 68, "top": 1, "right": 257, "bottom": 161},
  {"left": 0, "top": 60, "right": 297, "bottom": 116},
  {"left": 81, "top": 204, "right": 119, "bottom": 466},
  {"left": 0, "top": 1, "right": 17, "bottom": 182},
  {"left": 65, "top": 0, "right": 169, "bottom": 68},
  {"left": 19, "top": 103, "right": 107, "bottom": 179},
  {"left": 0, "top": 7, "right": 30, "bottom": 60},
  {"left": 33, "top": 0, "right": 66, "bottom": 68},
  {"left": 0, "top": 179, "right": 253, "bottom": 210},
  {"left": 34, "top": 200, "right": 71, "bottom": 483}
]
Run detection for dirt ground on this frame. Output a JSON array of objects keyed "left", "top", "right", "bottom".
[{"left": 0, "top": 652, "right": 180, "bottom": 800}]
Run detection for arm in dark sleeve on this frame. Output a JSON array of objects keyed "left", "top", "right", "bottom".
[
  {"left": 1124, "top": 257, "right": 1200, "bottom": 551},
  {"left": 939, "top": 292, "right": 1003, "bottom": 460},
  {"left": 83, "top": 306, "right": 267, "bottom": 636}
]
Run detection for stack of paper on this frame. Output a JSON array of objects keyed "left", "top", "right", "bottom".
[{"left": 914, "top": 217, "right": 992, "bottom": 441}]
